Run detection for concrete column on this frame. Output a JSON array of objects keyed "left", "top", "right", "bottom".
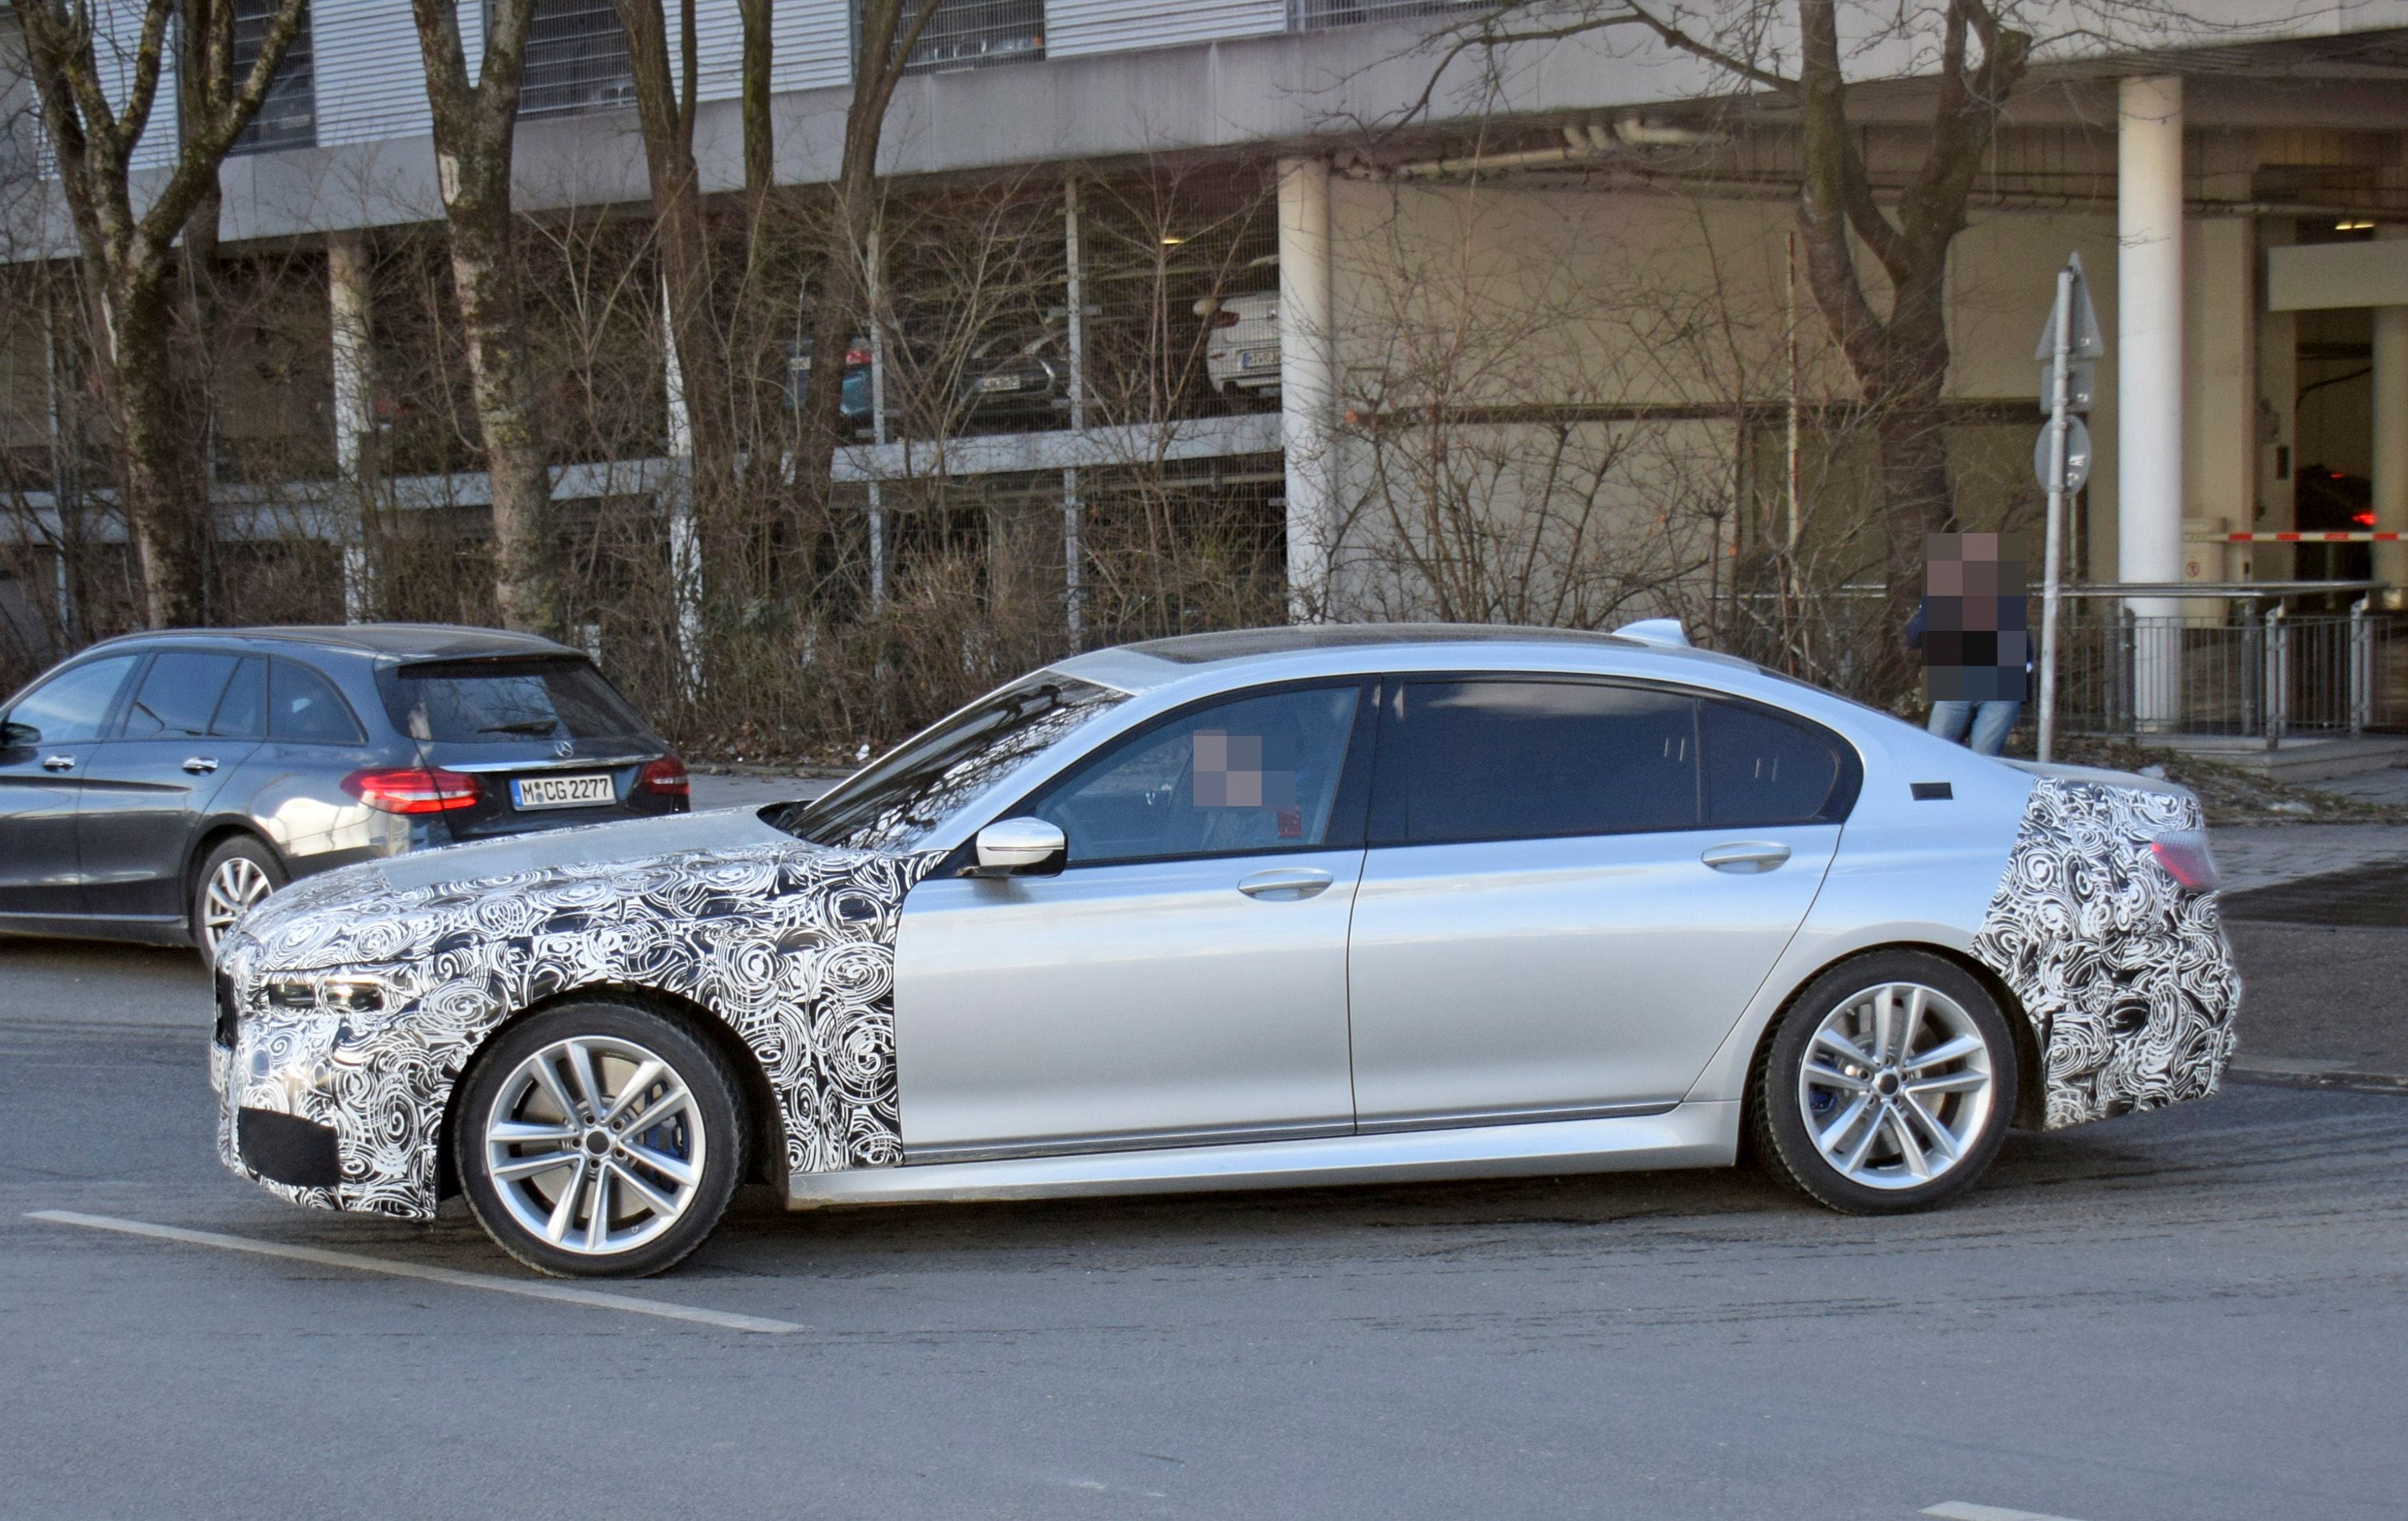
[
  {"left": 2373, "top": 227, "right": 2408, "bottom": 602},
  {"left": 1277, "top": 157, "right": 1337, "bottom": 622},
  {"left": 326, "top": 234, "right": 376, "bottom": 623},
  {"left": 2117, "top": 76, "right": 2185, "bottom": 725}
]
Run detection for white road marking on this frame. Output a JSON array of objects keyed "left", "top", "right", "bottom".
[
  {"left": 27, "top": 1210, "right": 803, "bottom": 1335},
  {"left": 1922, "top": 1503, "right": 2093, "bottom": 1521}
]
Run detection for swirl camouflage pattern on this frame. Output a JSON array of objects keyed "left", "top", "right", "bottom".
[
  {"left": 1971, "top": 778, "right": 2241, "bottom": 1128},
  {"left": 213, "top": 836, "right": 942, "bottom": 1218}
]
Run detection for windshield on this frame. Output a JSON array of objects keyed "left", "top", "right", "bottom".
[
  {"left": 382, "top": 657, "right": 651, "bottom": 745},
  {"left": 772, "top": 673, "right": 1127, "bottom": 852}
]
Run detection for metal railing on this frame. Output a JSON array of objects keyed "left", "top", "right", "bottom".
[{"left": 2054, "top": 599, "right": 2396, "bottom": 744}]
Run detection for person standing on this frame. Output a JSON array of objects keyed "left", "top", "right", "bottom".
[{"left": 1910, "top": 532, "right": 2030, "bottom": 757}]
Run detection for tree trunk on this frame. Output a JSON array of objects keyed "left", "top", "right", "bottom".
[
  {"left": 411, "top": 0, "right": 558, "bottom": 633},
  {"left": 616, "top": 0, "right": 746, "bottom": 605},
  {"left": 105, "top": 270, "right": 205, "bottom": 626},
  {"left": 740, "top": 0, "right": 773, "bottom": 200}
]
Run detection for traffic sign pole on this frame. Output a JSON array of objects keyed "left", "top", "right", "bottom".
[{"left": 2033, "top": 251, "right": 2101, "bottom": 765}]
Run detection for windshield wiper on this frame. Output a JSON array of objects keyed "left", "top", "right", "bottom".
[{"left": 478, "top": 720, "right": 561, "bottom": 736}]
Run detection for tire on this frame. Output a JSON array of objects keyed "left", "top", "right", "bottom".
[
  {"left": 455, "top": 1000, "right": 746, "bottom": 1278},
  {"left": 1750, "top": 950, "right": 2019, "bottom": 1215},
  {"left": 192, "top": 835, "right": 286, "bottom": 967}
]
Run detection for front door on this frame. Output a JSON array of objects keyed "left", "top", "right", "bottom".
[
  {"left": 895, "top": 681, "right": 1373, "bottom": 1159},
  {"left": 0, "top": 653, "right": 142, "bottom": 919},
  {"left": 79, "top": 652, "right": 263, "bottom": 919},
  {"left": 1345, "top": 678, "right": 1853, "bottom": 1127}
]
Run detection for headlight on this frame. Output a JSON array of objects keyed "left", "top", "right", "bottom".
[{"left": 262, "top": 978, "right": 387, "bottom": 1015}]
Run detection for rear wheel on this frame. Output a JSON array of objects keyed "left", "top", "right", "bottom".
[
  {"left": 1751, "top": 951, "right": 2017, "bottom": 1214},
  {"left": 192, "top": 836, "right": 284, "bottom": 966},
  {"left": 456, "top": 1001, "right": 745, "bottom": 1278}
]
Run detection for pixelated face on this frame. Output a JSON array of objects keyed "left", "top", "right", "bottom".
[
  {"left": 1924, "top": 532, "right": 2030, "bottom": 703},
  {"left": 1191, "top": 730, "right": 1300, "bottom": 811}
]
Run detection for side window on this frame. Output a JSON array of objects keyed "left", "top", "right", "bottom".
[
  {"left": 269, "top": 661, "right": 366, "bottom": 746},
  {"left": 1701, "top": 699, "right": 1856, "bottom": 827},
  {"left": 1383, "top": 680, "right": 1700, "bottom": 845},
  {"left": 1031, "top": 685, "right": 1362, "bottom": 865},
  {"left": 211, "top": 657, "right": 268, "bottom": 739},
  {"left": 121, "top": 652, "right": 242, "bottom": 738},
  {"left": 4, "top": 655, "right": 140, "bottom": 745}
]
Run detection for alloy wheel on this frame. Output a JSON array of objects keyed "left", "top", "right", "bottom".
[
  {"left": 201, "top": 856, "right": 275, "bottom": 956},
  {"left": 1795, "top": 981, "right": 1995, "bottom": 1191},
  {"left": 482, "top": 1035, "right": 707, "bottom": 1257}
]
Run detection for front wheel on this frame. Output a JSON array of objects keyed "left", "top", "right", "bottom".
[
  {"left": 1751, "top": 951, "right": 2018, "bottom": 1214},
  {"left": 456, "top": 1001, "right": 746, "bottom": 1277}
]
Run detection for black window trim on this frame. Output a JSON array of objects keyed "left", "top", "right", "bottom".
[
  {"left": 942, "top": 674, "right": 1385, "bottom": 876},
  {"left": 1363, "top": 670, "right": 1863, "bottom": 851}
]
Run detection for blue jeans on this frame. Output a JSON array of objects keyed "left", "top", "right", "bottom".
[{"left": 1929, "top": 699, "right": 2020, "bottom": 756}]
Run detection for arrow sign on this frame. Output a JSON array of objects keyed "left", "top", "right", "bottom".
[{"left": 2034, "top": 250, "right": 2104, "bottom": 364}]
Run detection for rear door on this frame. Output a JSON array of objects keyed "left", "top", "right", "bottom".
[
  {"left": 0, "top": 653, "right": 142, "bottom": 917},
  {"left": 380, "top": 657, "right": 674, "bottom": 839},
  {"left": 78, "top": 650, "right": 263, "bottom": 918},
  {"left": 1344, "top": 678, "right": 1853, "bottom": 1127}
]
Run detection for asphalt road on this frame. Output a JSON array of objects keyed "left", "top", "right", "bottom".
[{"left": 2, "top": 835, "right": 2404, "bottom": 1519}]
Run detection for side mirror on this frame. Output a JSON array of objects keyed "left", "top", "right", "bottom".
[
  {"left": 0, "top": 718, "right": 35, "bottom": 749},
  {"left": 970, "top": 817, "right": 1067, "bottom": 878}
]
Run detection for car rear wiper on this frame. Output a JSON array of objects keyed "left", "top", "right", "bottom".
[{"left": 478, "top": 720, "right": 562, "bottom": 736}]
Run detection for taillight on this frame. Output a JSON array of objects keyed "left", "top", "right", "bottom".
[
  {"left": 342, "top": 767, "right": 481, "bottom": 814},
  {"left": 636, "top": 756, "right": 689, "bottom": 798},
  {"left": 844, "top": 347, "right": 873, "bottom": 366},
  {"left": 2150, "top": 832, "right": 2219, "bottom": 893},
  {"left": 1210, "top": 310, "right": 1239, "bottom": 328}
]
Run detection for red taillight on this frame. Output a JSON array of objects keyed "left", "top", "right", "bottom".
[
  {"left": 2150, "top": 833, "right": 2219, "bottom": 893},
  {"left": 844, "top": 347, "right": 872, "bottom": 366},
  {"left": 636, "top": 755, "right": 689, "bottom": 798},
  {"left": 1210, "top": 310, "right": 1240, "bottom": 328},
  {"left": 2353, "top": 510, "right": 2377, "bottom": 527},
  {"left": 342, "top": 767, "right": 481, "bottom": 814}
]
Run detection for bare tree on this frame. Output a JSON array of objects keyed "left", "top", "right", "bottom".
[
  {"left": 11, "top": 0, "right": 309, "bottom": 624},
  {"left": 1430, "top": 0, "right": 2032, "bottom": 689},
  {"left": 409, "top": 0, "right": 556, "bottom": 632},
  {"left": 613, "top": 0, "right": 741, "bottom": 592},
  {"left": 788, "top": 0, "right": 942, "bottom": 529}
]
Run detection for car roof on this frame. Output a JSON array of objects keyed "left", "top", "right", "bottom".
[
  {"left": 85, "top": 624, "right": 583, "bottom": 663},
  {"left": 1056, "top": 623, "right": 1756, "bottom": 693}
]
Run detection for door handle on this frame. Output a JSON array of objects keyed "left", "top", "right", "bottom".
[
  {"left": 41, "top": 754, "right": 75, "bottom": 772},
  {"left": 182, "top": 755, "right": 219, "bottom": 774},
  {"left": 1237, "top": 867, "right": 1334, "bottom": 901},
  {"left": 1702, "top": 841, "right": 1792, "bottom": 874}
]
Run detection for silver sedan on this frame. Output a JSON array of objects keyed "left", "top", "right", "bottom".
[{"left": 210, "top": 624, "right": 2240, "bottom": 1277}]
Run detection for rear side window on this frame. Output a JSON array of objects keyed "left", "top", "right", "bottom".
[
  {"left": 270, "top": 661, "right": 366, "bottom": 746},
  {"left": 1380, "top": 680, "right": 1700, "bottom": 845},
  {"left": 121, "top": 652, "right": 241, "bottom": 738},
  {"left": 1702, "top": 699, "right": 1857, "bottom": 827},
  {"left": 383, "top": 657, "right": 648, "bottom": 744}
]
